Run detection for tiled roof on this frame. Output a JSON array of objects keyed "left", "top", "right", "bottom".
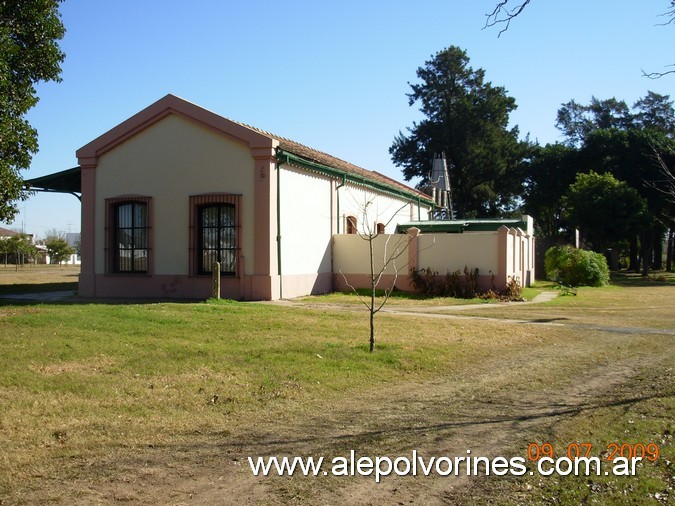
[{"left": 231, "top": 120, "right": 430, "bottom": 200}]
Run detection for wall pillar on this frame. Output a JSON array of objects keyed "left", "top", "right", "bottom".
[
  {"left": 250, "top": 146, "right": 278, "bottom": 300},
  {"left": 78, "top": 165, "right": 97, "bottom": 297},
  {"left": 404, "top": 227, "right": 421, "bottom": 290},
  {"left": 496, "top": 225, "right": 509, "bottom": 290}
]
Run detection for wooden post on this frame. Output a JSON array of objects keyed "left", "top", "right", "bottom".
[{"left": 212, "top": 262, "right": 220, "bottom": 299}]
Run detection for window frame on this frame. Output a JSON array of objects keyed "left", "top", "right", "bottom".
[
  {"left": 189, "top": 194, "right": 241, "bottom": 277},
  {"left": 346, "top": 215, "right": 357, "bottom": 235},
  {"left": 105, "top": 196, "right": 152, "bottom": 275}
]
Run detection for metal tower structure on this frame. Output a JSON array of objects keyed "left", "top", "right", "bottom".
[{"left": 430, "top": 153, "right": 455, "bottom": 220}]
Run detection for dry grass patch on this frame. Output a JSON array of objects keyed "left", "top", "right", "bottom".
[
  {"left": 450, "top": 282, "right": 675, "bottom": 330},
  {"left": 0, "top": 274, "right": 673, "bottom": 504}
]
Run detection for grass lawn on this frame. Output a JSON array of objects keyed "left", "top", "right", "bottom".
[
  {"left": 0, "top": 264, "right": 79, "bottom": 294},
  {"left": 0, "top": 267, "right": 673, "bottom": 504},
  {"left": 294, "top": 284, "right": 545, "bottom": 307}
]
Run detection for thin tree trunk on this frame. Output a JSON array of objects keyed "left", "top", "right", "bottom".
[
  {"left": 369, "top": 235, "right": 376, "bottom": 353},
  {"left": 667, "top": 227, "right": 674, "bottom": 272},
  {"left": 369, "top": 307, "right": 375, "bottom": 353},
  {"left": 629, "top": 236, "right": 639, "bottom": 271},
  {"left": 641, "top": 229, "right": 651, "bottom": 277},
  {"left": 652, "top": 227, "right": 663, "bottom": 270}
]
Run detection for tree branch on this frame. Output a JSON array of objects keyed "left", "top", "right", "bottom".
[
  {"left": 655, "top": 1, "right": 675, "bottom": 26},
  {"left": 338, "top": 269, "right": 371, "bottom": 311},
  {"left": 642, "top": 65, "right": 675, "bottom": 79},
  {"left": 484, "top": 0, "right": 531, "bottom": 37}
]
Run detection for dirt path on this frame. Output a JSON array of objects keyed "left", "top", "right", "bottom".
[
  {"left": 65, "top": 312, "right": 672, "bottom": 505},
  {"left": 13, "top": 289, "right": 672, "bottom": 505}
]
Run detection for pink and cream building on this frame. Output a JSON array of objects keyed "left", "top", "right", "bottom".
[
  {"left": 28, "top": 95, "right": 535, "bottom": 300},
  {"left": 74, "top": 95, "right": 434, "bottom": 300}
]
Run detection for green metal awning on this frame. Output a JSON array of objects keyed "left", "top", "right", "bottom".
[
  {"left": 397, "top": 218, "right": 528, "bottom": 234},
  {"left": 25, "top": 166, "right": 81, "bottom": 199}
]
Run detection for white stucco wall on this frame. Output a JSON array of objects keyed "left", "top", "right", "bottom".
[
  {"left": 94, "top": 114, "right": 255, "bottom": 276},
  {"left": 339, "top": 185, "right": 430, "bottom": 234},
  {"left": 278, "top": 165, "right": 333, "bottom": 275}
]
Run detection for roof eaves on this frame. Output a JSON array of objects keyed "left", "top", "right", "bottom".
[{"left": 277, "top": 149, "right": 434, "bottom": 206}]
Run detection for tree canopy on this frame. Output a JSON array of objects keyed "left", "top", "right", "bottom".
[
  {"left": 563, "top": 171, "right": 649, "bottom": 252},
  {"left": 44, "top": 235, "right": 72, "bottom": 264},
  {"left": 389, "top": 46, "right": 531, "bottom": 218},
  {"left": 523, "top": 92, "right": 675, "bottom": 272},
  {"left": 0, "top": 0, "right": 65, "bottom": 222}
]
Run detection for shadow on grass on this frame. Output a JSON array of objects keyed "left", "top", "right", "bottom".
[
  {"left": 610, "top": 270, "right": 675, "bottom": 287},
  {"left": 208, "top": 390, "right": 675, "bottom": 451},
  {"left": 0, "top": 281, "right": 78, "bottom": 295},
  {"left": 0, "top": 281, "right": 208, "bottom": 306}
]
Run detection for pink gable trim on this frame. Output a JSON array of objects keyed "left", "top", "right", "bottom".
[{"left": 76, "top": 94, "right": 277, "bottom": 167}]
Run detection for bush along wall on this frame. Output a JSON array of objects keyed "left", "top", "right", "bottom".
[{"left": 409, "top": 266, "right": 524, "bottom": 301}]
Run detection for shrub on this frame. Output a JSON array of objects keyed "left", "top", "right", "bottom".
[
  {"left": 411, "top": 267, "right": 478, "bottom": 298},
  {"left": 410, "top": 268, "right": 524, "bottom": 301},
  {"left": 545, "top": 245, "right": 610, "bottom": 287}
]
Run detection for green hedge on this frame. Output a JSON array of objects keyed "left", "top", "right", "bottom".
[{"left": 544, "top": 245, "right": 610, "bottom": 287}]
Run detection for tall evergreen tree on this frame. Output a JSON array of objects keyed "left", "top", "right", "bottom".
[{"left": 389, "top": 46, "right": 531, "bottom": 218}]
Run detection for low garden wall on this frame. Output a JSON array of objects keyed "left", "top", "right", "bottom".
[{"left": 333, "top": 225, "right": 535, "bottom": 294}]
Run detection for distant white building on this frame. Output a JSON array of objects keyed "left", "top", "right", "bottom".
[
  {"left": 44, "top": 232, "right": 81, "bottom": 265},
  {"left": 65, "top": 232, "right": 81, "bottom": 265}
]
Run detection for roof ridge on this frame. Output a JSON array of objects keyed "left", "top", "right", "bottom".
[{"left": 228, "top": 118, "right": 429, "bottom": 200}]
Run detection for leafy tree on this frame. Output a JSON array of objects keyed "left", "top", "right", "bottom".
[
  {"left": 0, "top": 237, "right": 10, "bottom": 265},
  {"left": 390, "top": 46, "right": 531, "bottom": 218},
  {"left": 633, "top": 91, "right": 675, "bottom": 133},
  {"left": 0, "top": 0, "right": 65, "bottom": 222},
  {"left": 522, "top": 143, "right": 579, "bottom": 239},
  {"left": 5, "top": 233, "right": 37, "bottom": 267},
  {"left": 45, "top": 236, "right": 72, "bottom": 264},
  {"left": 563, "top": 172, "right": 649, "bottom": 252},
  {"left": 525, "top": 93, "right": 674, "bottom": 271},
  {"left": 556, "top": 97, "right": 632, "bottom": 146},
  {"left": 579, "top": 127, "right": 674, "bottom": 270}
]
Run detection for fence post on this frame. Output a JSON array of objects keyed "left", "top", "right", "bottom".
[{"left": 212, "top": 262, "right": 220, "bottom": 299}]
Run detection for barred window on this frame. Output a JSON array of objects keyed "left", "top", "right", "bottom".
[
  {"left": 198, "top": 204, "right": 236, "bottom": 275},
  {"left": 190, "top": 194, "right": 241, "bottom": 276},
  {"left": 105, "top": 197, "right": 151, "bottom": 275}
]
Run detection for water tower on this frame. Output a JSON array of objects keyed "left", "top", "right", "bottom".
[{"left": 430, "top": 153, "right": 455, "bottom": 220}]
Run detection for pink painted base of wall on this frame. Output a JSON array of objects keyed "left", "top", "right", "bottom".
[
  {"left": 334, "top": 273, "right": 500, "bottom": 294},
  {"left": 333, "top": 273, "right": 416, "bottom": 293},
  {"left": 83, "top": 274, "right": 242, "bottom": 300},
  {"left": 79, "top": 272, "right": 335, "bottom": 301}
]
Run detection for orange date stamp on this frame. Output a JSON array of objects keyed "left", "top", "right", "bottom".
[{"left": 527, "top": 442, "right": 659, "bottom": 462}]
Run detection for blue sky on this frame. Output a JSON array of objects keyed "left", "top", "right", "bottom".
[{"left": 4, "top": 0, "right": 673, "bottom": 236}]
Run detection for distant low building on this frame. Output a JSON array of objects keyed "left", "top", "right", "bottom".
[
  {"left": 44, "top": 232, "right": 81, "bottom": 265},
  {"left": 0, "top": 227, "right": 19, "bottom": 239}
]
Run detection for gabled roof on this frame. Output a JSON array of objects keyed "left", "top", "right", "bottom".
[
  {"left": 76, "top": 94, "right": 432, "bottom": 204},
  {"left": 231, "top": 119, "right": 431, "bottom": 201}
]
